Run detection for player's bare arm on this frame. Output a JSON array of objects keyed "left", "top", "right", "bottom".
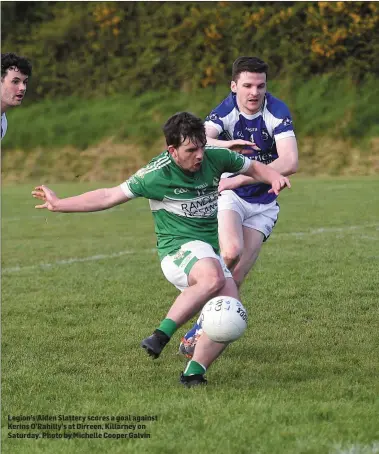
[
  {"left": 32, "top": 185, "right": 130, "bottom": 212},
  {"left": 265, "top": 136, "right": 298, "bottom": 175},
  {"left": 218, "top": 137, "right": 298, "bottom": 192},
  {"left": 205, "top": 124, "right": 256, "bottom": 151},
  {"left": 218, "top": 174, "right": 255, "bottom": 193},
  {"left": 243, "top": 160, "right": 291, "bottom": 195},
  {"left": 205, "top": 124, "right": 258, "bottom": 193}
]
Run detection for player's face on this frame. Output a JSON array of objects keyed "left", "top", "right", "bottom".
[
  {"left": 168, "top": 138, "right": 205, "bottom": 173},
  {"left": 1, "top": 68, "right": 29, "bottom": 111},
  {"left": 231, "top": 72, "right": 266, "bottom": 115}
]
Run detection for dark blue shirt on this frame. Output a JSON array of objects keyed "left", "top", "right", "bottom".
[{"left": 205, "top": 92, "right": 295, "bottom": 204}]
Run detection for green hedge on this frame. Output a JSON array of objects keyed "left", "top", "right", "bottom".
[{"left": 2, "top": 2, "right": 378, "bottom": 99}]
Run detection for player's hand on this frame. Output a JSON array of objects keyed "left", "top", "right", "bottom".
[
  {"left": 228, "top": 140, "right": 260, "bottom": 154},
  {"left": 32, "top": 185, "right": 59, "bottom": 210},
  {"left": 218, "top": 178, "right": 240, "bottom": 193},
  {"left": 268, "top": 177, "right": 291, "bottom": 195}
]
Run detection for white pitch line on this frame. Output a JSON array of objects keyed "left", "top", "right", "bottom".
[
  {"left": 331, "top": 441, "right": 379, "bottom": 454},
  {"left": 274, "top": 223, "right": 379, "bottom": 238},
  {"left": 2, "top": 224, "right": 378, "bottom": 274},
  {"left": 2, "top": 206, "right": 149, "bottom": 222},
  {"left": 2, "top": 249, "right": 157, "bottom": 274},
  {"left": 3, "top": 210, "right": 125, "bottom": 222},
  {"left": 3, "top": 215, "right": 45, "bottom": 222}
]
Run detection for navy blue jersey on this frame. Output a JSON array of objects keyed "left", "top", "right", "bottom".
[{"left": 204, "top": 92, "right": 295, "bottom": 204}]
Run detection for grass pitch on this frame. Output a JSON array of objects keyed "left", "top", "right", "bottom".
[{"left": 2, "top": 177, "right": 379, "bottom": 454}]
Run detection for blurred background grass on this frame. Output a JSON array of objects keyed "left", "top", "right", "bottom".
[
  {"left": 3, "top": 75, "right": 379, "bottom": 152},
  {"left": 2, "top": 75, "right": 378, "bottom": 182}
]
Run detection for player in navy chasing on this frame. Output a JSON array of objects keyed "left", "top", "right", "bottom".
[{"left": 180, "top": 57, "right": 299, "bottom": 357}]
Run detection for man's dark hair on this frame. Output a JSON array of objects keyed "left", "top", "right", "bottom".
[
  {"left": 232, "top": 56, "right": 268, "bottom": 82},
  {"left": 163, "top": 112, "right": 207, "bottom": 148},
  {"left": 1, "top": 53, "right": 32, "bottom": 79}
]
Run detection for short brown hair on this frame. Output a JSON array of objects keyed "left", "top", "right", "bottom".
[
  {"left": 163, "top": 112, "right": 206, "bottom": 148},
  {"left": 232, "top": 57, "right": 268, "bottom": 82}
]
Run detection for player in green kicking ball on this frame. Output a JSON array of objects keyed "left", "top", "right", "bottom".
[{"left": 32, "top": 112, "right": 290, "bottom": 387}]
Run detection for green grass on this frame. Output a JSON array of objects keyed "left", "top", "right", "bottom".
[
  {"left": 2, "top": 177, "right": 379, "bottom": 454},
  {"left": 2, "top": 75, "right": 378, "bottom": 152}
]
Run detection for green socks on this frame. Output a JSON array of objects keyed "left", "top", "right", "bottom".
[
  {"left": 155, "top": 320, "right": 206, "bottom": 377},
  {"left": 157, "top": 318, "right": 177, "bottom": 338},
  {"left": 183, "top": 360, "right": 206, "bottom": 376}
]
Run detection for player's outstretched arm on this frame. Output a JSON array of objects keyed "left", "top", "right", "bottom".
[
  {"left": 207, "top": 136, "right": 257, "bottom": 152},
  {"left": 31, "top": 185, "right": 130, "bottom": 212},
  {"left": 244, "top": 160, "right": 291, "bottom": 196},
  {"left": 205, "top": 124, "right": 257, "bottom": 153}
]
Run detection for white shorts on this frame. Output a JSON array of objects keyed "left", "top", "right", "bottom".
[
  {"left": 218, "top": 190, "right": 279, "bottom": 240},
  {"left": 160, "top": 240, "right": 232, "bottom": 292}
]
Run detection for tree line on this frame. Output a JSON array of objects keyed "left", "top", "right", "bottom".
[{"left": 2, "top": 1, "right": 378, "bottom": 100}]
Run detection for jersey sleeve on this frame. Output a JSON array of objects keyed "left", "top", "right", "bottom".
[
  {"left": 206, "top": 147, "right": 250, "bottom": 175},
  {"left": 204, "top": 94, "right": 236, "bottom": 137},
  {"left": 272, "top": 104, "right": 295, "bottom": 141},
  {"left": 120, "top": 166, "right": 164, "bottom": 200},
  {"left": 204, "top": 111, "right": 225, "bottom": 135}
]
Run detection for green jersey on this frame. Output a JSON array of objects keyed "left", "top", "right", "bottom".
[{"left": 120, "top": 146, "right": 250, "bottom": 260}]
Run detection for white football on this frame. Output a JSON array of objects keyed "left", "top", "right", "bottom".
[{"left": 201, "top": 296, "right": 248, "bottom": 343}]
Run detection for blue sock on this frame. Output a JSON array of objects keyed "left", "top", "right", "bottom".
[{"left": 183, "top": 321, "right": 202, "bottom": 340}]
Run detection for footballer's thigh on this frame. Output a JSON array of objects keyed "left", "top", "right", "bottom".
[
  {"left": 161, "top": 241, "right": 234, "bottom": 325},
  {"left": 161, "top": 240, "right": 231, "bottom": 292},
  {"left": 165, "top": 262, "right": 224, "bottom": 325},
  {"left": 188, "top": 256, "right": 225, "bottom": 290}
]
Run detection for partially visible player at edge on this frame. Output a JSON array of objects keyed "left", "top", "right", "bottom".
[
  {"left": 1, "top": 52, "right": 32, "bottom": 139},
  {"left": 180, "top": 56, "right": 298, "bottom": 357},
  {"left": 32, "top": 112, "right": 291, "bottom": 388}
]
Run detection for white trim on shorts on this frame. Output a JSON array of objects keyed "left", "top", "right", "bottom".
[
  {"left": 160, "top": 240, "right": 232, "bottom": 292},
  {"left": 218, "top": 190, "right": 279, "bottom": 240}
]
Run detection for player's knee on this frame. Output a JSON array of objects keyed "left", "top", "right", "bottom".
[
  {"left": 209, "top": 273, "right": 226, "bottom": 295},
  {"left": 199, "top": 271, "right": 226, "bottom": 296},
  {"left": 221, "top": 243, "right": 242, "bottom": 265}
]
